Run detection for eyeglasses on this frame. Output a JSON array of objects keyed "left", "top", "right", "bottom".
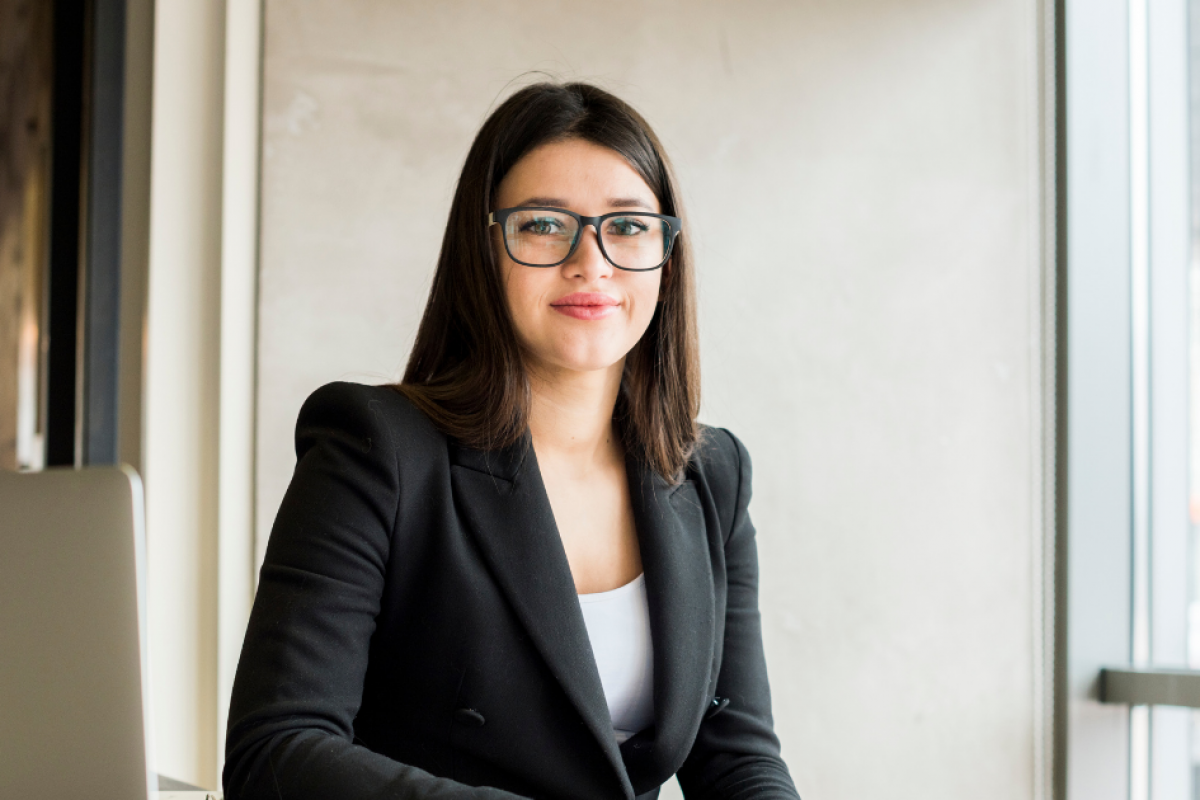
[{"left": 488, "top": 206, "right": 682, "bottom": 272}]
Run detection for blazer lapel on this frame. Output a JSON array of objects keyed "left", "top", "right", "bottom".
[
  {"left": 620, "top": 452, "right": 716, "bottom": 792},
  {"left": 449, "top": 433, "right": 633, "bottom": 799},
  {"left": 449, "top": 432, "right": 717, "bottom": 797}
]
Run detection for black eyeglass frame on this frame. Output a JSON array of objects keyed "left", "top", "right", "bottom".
[{"left": 488, "top": 206, "right": 683, "bottom": 272}]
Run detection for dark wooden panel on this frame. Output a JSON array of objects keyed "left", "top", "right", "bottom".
[{"left": 0, "top": 0, "right": 54, "bottom": 470}]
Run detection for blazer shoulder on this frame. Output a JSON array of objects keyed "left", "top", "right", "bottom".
[
  {"left": 296, "top": 381, "right": 448, "bottom": 460},
  {"left": 690, "top": 422, "right": 749, "bottom": 477},
  {"left": 689, "top": 424, "right": 752, "bottom": 534}
]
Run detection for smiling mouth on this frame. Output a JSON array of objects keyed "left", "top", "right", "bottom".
[
  {"left": 550, "top": 296, "right": 619, "bottom": 320},
  {"left": 550, "top": 292, "right": 620, "bottom": 308}
]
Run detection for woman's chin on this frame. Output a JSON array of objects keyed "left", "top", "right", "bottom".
[{"left": 532, "top": 351, "right": 628, "bottom": 379}]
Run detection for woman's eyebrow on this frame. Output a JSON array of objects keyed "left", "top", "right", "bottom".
[
  {"left": 516, "top": 196, "right": 568, "bottom": 208},
  {"left": 607, "top": 197, "right": 654, "bottom": 210},
  {"left": 511, "top": 196, "right": 656, "bottom": 210}
]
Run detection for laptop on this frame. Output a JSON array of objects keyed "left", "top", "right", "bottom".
[{"left": 0, "top": 466, "right": 156, "bottom": 799}]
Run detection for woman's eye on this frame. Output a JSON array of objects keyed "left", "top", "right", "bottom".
[
  {"left": 520, "top": 217, "right": 564, "bottom": 235},
  {"left": 607, "top": 217, "right": 650, "bottom": 236}
]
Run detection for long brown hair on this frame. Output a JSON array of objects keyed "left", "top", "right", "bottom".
[{"left": 397, "top": 82, "right": 701, "bottom": 483}]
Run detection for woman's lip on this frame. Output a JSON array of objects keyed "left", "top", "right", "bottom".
[
  {"left": 550, "top": 292, "right": 620, "bottom": 319},
  {"left": 551, "top": 292, "right": 620, "bottom": 307},
  {"left": 552, "top": 304, "right": 618, "bottom": 320}
]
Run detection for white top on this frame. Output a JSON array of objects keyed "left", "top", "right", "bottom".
[{"left": 577, "top": 572, "right": 655, "bottom": 743}]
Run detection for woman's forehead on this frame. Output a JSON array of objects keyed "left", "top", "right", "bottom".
[{"left": 496, "top": 139, "right": 660, "bottom": 213}]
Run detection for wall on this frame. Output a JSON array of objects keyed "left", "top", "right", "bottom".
[{"left": 256, "top": 2, "right": 1051, "bottom": 798}]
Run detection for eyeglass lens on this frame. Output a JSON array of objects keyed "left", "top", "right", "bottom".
[{"left": 502, "top": 210, "right": 670, "bottom": 269}]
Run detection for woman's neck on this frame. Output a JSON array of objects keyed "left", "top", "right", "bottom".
[{"left": 526, "top": 359, "right": 624, "bottom": 474}]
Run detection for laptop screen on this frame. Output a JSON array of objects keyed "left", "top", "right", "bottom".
[{"left": 0, "top": 466, "right": 154, "bottom": 799}]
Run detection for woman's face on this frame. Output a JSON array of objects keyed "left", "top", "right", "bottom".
[{"left": 493, "top": 138, "right": 665, "bottom": 382}]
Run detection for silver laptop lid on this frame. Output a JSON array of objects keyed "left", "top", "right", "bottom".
[{"left": 0, "top": 466, "right": 154, "bottom": 800}]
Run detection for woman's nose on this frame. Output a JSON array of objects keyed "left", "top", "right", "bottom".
[{"left": 564, "top": 225, "right": 613, "bottom": 280}]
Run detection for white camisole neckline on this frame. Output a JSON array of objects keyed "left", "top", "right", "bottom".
[{"left": 576, "top": 572, "right": 655, "bottom": 743}]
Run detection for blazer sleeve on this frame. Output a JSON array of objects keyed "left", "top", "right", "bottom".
[
  {"left": 223, "top": 382, "right": 526, "bottom": 800},
  {"left": 676, "top": 429, "right": 801, "bottom": 800}
]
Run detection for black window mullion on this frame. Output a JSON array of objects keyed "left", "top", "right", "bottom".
[
  {"left": 82, "top": 0, "right": 125, "bottom": 466},
  {"left": 44, "top": 0, "right": 87, "bottom": 468}
]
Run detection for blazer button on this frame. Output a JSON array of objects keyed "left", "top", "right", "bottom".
[
  {"left": 454, "top": 707, "right": 486, "bottom": 728},
  {"left": 705, "top": 696, "right": 730, "bottom": 719}
]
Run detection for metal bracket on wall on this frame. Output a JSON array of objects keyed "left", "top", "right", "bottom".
[{"left": 1100, "top": 668, "right": 1200, "bottom": 708}]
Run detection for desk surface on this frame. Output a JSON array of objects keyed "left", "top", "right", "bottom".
[{"left": 153, "top": 773, "right": 220, "bottom": 799}]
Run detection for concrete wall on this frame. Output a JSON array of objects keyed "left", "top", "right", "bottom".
[{"left": 256, "top": 2, "right": 1050, "bottom": 798}]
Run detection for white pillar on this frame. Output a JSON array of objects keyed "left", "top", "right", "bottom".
[
  {"left": 144, "top": 0, "right": 262, "bottom": 788},
  {"left": 217, "top": 0, "right": 263, "bottom": 784}
]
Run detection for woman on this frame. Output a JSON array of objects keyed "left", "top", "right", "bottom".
[{"left": 224, "top": 82, "right": 800, "bottom": 800}]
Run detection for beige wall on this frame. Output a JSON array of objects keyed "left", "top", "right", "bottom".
[{"left": 257, "top": 2, "right": 1051, "bottom": 798}]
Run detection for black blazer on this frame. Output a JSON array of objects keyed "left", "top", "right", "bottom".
[{"left": 224, "top": 382, "right": 799, "bottom": 800}]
